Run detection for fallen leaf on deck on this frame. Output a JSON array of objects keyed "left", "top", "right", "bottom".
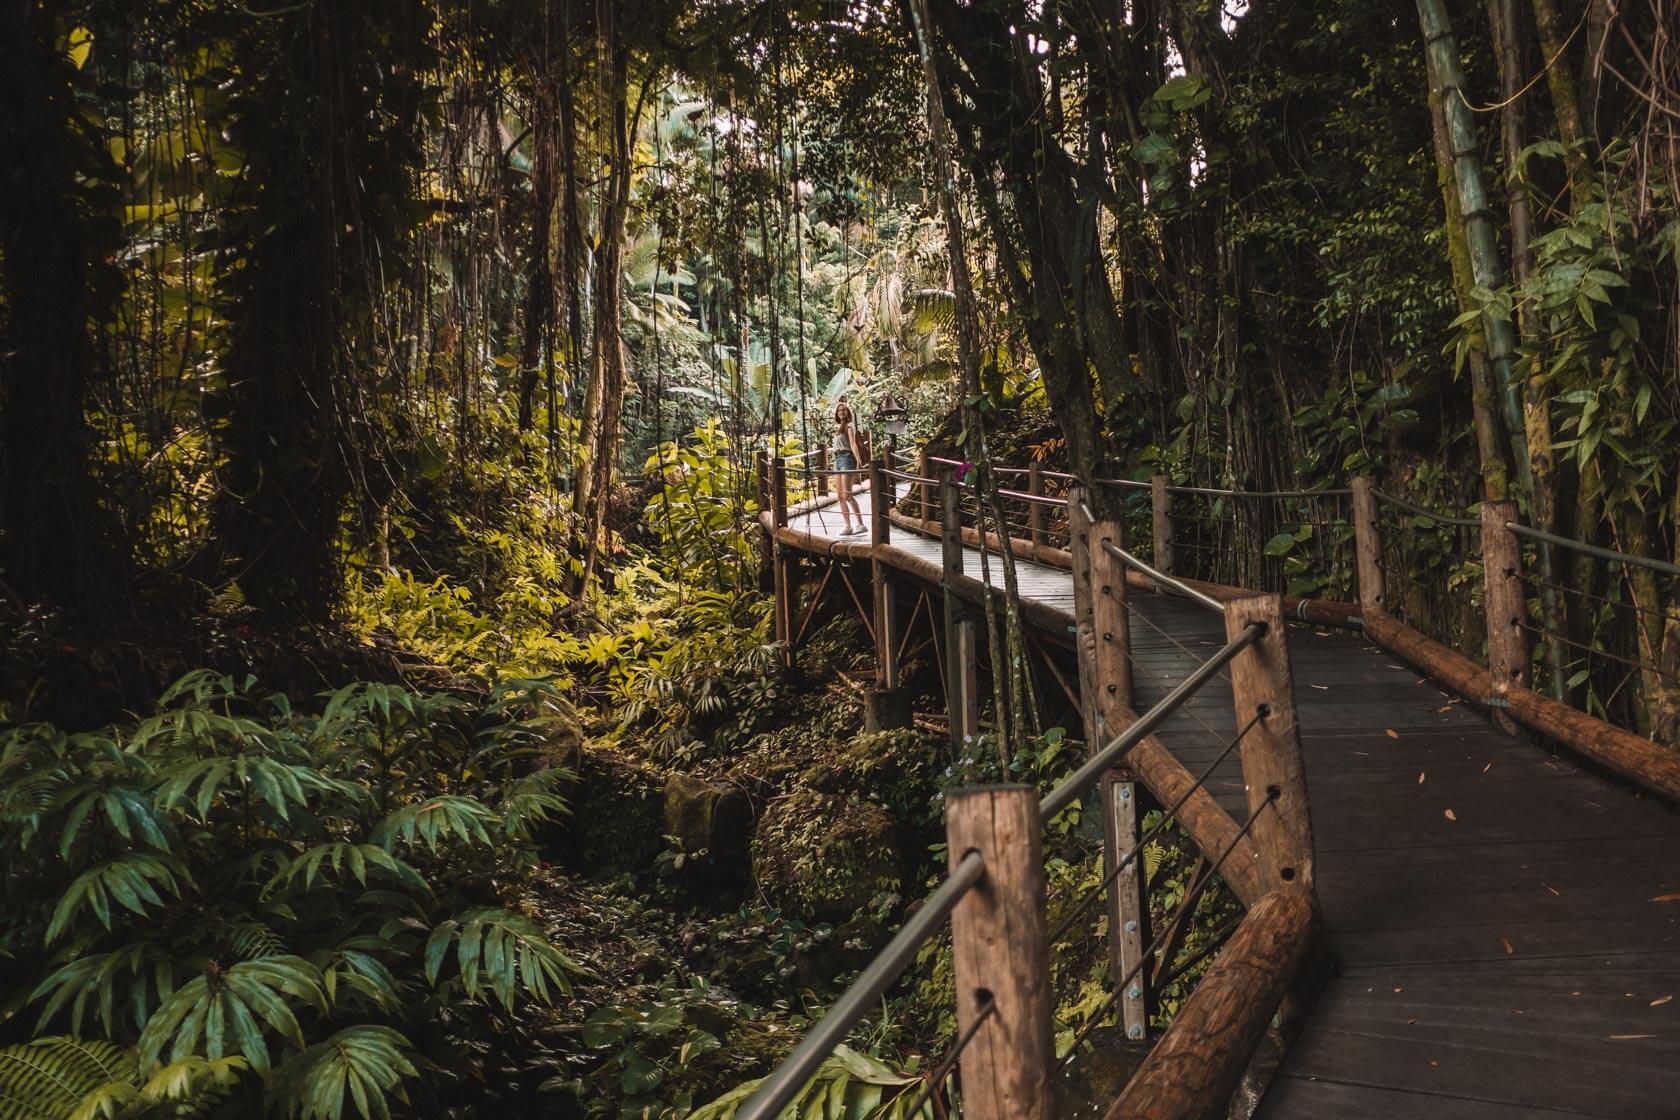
[
  {"left": 1482, "top": 762, "right": 1492, "bottom": 772},
  {"left": 1543, "top": 884, "right": 1560, "bottom": 896},
  {"left": 1311, "top": 683, "right": 1329, "bottom": 690},
  {"left": 1500, "top": 937, "right": 1514, "bottom": 954},
  {"left": 1386, "top": 729, "right": 1400, "bottom": 739},
  {"left": 1651, "top": 893, "right": 1680, "bottom": 903},
  {"left": 1610, "top": 1034, "right": 1656, "bottom": 1040},
  {"left": 1651, "top": 996, "right": 1673, "bottom": 1007},
  {"left": 1418, "top": 772, "right": 1426, "bottom": 784},
  {"left": 1444, "top": 808, "right": 1457, "bottom": 821},
  {"left": 1434, "top": 705, "right": 1452, "bottom": 713}
]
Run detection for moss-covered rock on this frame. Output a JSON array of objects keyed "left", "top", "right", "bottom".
[
  {"left": 550, "top": 747, "right": 664, "bottom": 876},
  {"left": 807, "top": 727, "right": 941, "bottom": 823},
  {"left": 752, "top": 787, "right": 902, "bottom": 938},
  {"left": 663, "top": 773, "right": 753, "bottom": 894}
]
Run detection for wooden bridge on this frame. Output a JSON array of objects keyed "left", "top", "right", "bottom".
[{"left": 738, "top": 449, "right": 1680, "bottom": 1120}]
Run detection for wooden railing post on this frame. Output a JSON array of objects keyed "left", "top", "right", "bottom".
[
  {"left": 1069, "top": 486, "right": 1150, "bottom": 1039},
  {"left": 941, "top": 470, "right": 978, "bottom": 748},
  {"left": 945, "top": 786, "right": 1055, "bottom": 1120},
  {"left": 1027, "top": 462, "right": 1045, "bottom": 558},
  {"left": 755, "top": 450, "right": 773, "bottom": 592},
  {"left": 1151, "top": 474, "right": 1174, "bottom": 574},
  {"left": 1224, "top": 594, "right": 1314, "bottom": 892},
  {"left": 1481, "top": 499, "right": 1527, "bottom": 729},
  {"left": 771, "top": 457, "right": 796, "bottom": 666},
  {"left": 867, "top": 455, "right": 906, "bottom": 724},
  {"left": 1351, "top": 476, "right": 1385, "bottom": 615},
  {"left": 918, "top": 448, "right": 933, "bottom": 525}
]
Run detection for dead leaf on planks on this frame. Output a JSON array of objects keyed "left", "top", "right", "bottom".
[
  {"left": 1651, "top": 893, "right": 1680, "bottom": 903},
  {"left": 1310, "top": 683, "right": 1329, "bottom": 690},
  {"left": 1500, "top": 937, "right": 1515, "bottom": 955},
  {"left": 1444, "top": 808, "right": 1458, "bottom": 821},
  {"left": 1418, "top": 772, "right": 1426, "bottom": 784},
  {"left": 1386, "top": 729, "right": 1400, "bottom": 739},
  {"left": 1610, "top": 1034, "right": 1656, "bottom": 1040},
  {"left": 1651, "top": 996, "right": 1673, "bottom": 1007}
]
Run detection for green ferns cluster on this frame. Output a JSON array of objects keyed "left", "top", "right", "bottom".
[{"left": 0, "top": 672, "right": 578, "bottom": 1119}]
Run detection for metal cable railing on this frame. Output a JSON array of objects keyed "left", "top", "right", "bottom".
[
  {"left": 735, "top": 621, "right": 1266, "bottom": 1119},
  {"left": 1057, "top": 792, "right": 1279, "bottom": 1066},
  {"left": 736, "top": 850, "right": 985, "bottom": 1120}
]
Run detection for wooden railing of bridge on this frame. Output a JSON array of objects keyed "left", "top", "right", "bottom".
[{"left": 739, "top": 444, "right": 1680, "bottom": 1119}]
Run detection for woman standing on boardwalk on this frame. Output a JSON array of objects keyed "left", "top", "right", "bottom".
[{"left": 831, "top": 400, "right": 867, "bottom": 535}]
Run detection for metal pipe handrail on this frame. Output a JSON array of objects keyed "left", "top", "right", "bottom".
[
  {"left": 1099, "top": 479, "right": 1351, "bottom": 499},
  {"left": 1102, "top": 540, "right": 1227, "bottom": 614},
  {"left": 1505, "top": 521, "right": 1680, "bottom": 579},
  {"left": 1039, "top": 623, "right": 1263, "bottom": 820},
  {"left": 883, "top": 467, "right": 936, "bottom": 484},
  {"left": 1373, "top": 489, "right": 1481, "bottom": 528},
  {"left": 735, "top": 850, "right": 987, "bottom": 1120},
  {"left": 996, "top": 486, "right": 1070, "bottom": 508},
  {"left": 925, "top": 454, "right": 1077, "bottom": 482},
  {"left": 789, "top": 465, "right": 871, "bottom": 476}
]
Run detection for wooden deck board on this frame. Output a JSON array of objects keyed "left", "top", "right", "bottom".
[{"left": 779, "top": 491, "right": 1680, "bottom": 1117}]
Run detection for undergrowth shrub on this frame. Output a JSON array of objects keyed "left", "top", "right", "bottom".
[{"left": 0, "top": 671, "right": 579, "bottom": 1119}]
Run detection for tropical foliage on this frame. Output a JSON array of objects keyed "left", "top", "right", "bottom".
[{"left": 0, "top": 672, "right": 576, "bottom": 1118}]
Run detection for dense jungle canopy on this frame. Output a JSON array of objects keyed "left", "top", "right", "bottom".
[{"left": 0, "top": 0, "right": 1676, "bottom": 1117}]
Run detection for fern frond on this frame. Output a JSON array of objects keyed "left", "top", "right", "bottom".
[{"left": 0, "top": 1037, "right": 135, "bottom": 1120}]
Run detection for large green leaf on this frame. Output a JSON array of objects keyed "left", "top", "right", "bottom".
[
  {"left": 686, "top": 1046, "right": 925, "bottom": 1120},
  {"left": 45, "top": 853, "right": 189, "bottom": 943},
  {"left": 422, "top": 908, "right": 573, "bottom": 1008},
  {"left": 266, "top": 1027, "right": 416, "bottom": 1120},
  {"left": 137, "top": 956, "right": 325, "bottom": 1072}
]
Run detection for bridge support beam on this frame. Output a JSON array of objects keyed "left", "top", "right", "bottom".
[
  {"left": 771, "top": 456, "right": 798, "bottom": 667},
  {"left": 1069, "top": 486, "right": 1152, "bottom": 1040},
  {"left": 867, "top": 454, "right": 911, "bottom": 730},
  {"left": 755, "top": 451, "right": 774, "bottom": 593},
  {"left": 946, "top": 786, "right": 1055, "bottom": 1120},
  {"left": 941, "top": 470, "right": 979, "bottom": 749}
]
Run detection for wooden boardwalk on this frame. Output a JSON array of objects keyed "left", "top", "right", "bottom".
[{"left": 782, "top": 487, "right": 1680, "bottom": 1119}]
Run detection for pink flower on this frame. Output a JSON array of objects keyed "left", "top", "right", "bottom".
[{"left": 955, "top": 461, "right": 974, "bottom": 482}]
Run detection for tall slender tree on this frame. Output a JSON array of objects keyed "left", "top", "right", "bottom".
[{"left": 0, "top": 3, "right": 124, "bottom": 610}]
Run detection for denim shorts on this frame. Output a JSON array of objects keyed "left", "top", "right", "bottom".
[{"left": 833, "top": 450, "right": 856, "bottom": 472}]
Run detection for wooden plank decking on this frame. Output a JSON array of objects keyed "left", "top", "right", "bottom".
[{"left": 782, "top": 486, "right": 1680, "bottom": 1118}]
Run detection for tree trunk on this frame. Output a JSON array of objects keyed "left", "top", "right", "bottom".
[
  {"left": 1417, "top": 0, "right": 1530, "bottom": 494},
  {"left": 214, "top": 0, "right": 425, "bottom": 622},
  {"left": 578, "top": 33, "right": 646, "bottom": 589},
  {"left": 0, "top": 3, "right": 123, "bottom": 611},
  {"left": 1488, "top": 0, "right": 1568, "bottom": 698},
  {"left": 1423, "top": 46, "right": 1512, "bottom": 502}
]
